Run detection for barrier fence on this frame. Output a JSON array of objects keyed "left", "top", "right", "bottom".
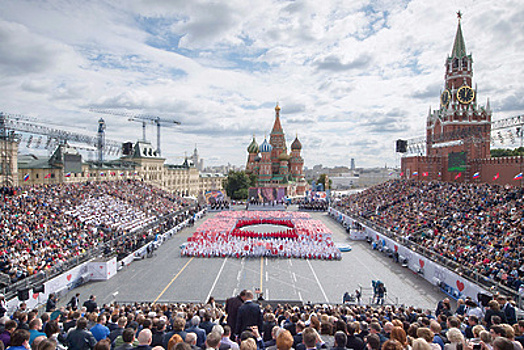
[
  {"left": 1, "top": 206, "right": 200, "bottom": 301},
  {"left": 329, "top": 206, "right": 523, "bottom": 311}
]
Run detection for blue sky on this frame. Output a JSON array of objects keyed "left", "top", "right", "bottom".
[{"left": 0, "top": 0, "right": 523, "bottom": 168}]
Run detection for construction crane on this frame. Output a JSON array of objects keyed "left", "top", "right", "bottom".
[
  {"left": 90, "top": 109, "right": 180, "bottom": 157},
  {"left": 0, "top": 111, "right": 123, "bottom": 161}
]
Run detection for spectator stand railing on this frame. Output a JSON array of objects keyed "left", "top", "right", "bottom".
[
  {"left": 1, "top": 206, "right": 198, "bottom": 301},
  {"left": 330, "top": 205, "right": 523, "bottom": 310}
]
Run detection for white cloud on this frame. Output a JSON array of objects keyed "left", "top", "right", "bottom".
[{"left": 0, "top": 0, "right": 522, "bottom": 169}]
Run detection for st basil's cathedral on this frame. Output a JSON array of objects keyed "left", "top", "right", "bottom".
[{"left": 245, "top": 104, "right": 307, "bottom": 196}]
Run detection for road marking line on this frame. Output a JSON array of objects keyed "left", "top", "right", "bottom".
[
  {"left": 265, "top": 271, "right": 268, "bottom": 282},
  {"left": 153, "top": 257, "right": 193, "bottom": 304},
  {"left": 307, "top": 259, "right": 329, "bottom": 303},
  {"left": 259, "top": 257, "right": 264, "bottom": 292},
  {"left": 298, "top": 291, "right": 303, "bottom": 302},
  {"left": 206, "top": 257, "right": 228, "bottom": 303},
  {"left": 292, "top": 272, "right": 297, "bottom": 283}
]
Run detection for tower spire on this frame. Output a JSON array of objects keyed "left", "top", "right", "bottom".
[
  {"left": 271, "top": 103, "right": 283, "bottom": 134},
  {"left": 451, "top": 11, "right": 467, "bottom": 58}
]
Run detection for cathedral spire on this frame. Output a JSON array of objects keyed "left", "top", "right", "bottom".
[
  {"left": 451, "top": 11, "right": 467, "bottom": 58},
  {"left": 271, "top": 103, "right": 283, "bottom": 134}
]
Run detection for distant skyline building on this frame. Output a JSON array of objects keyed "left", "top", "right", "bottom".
[{"left": 350, "top": 158, "right": 355, "bottom": 170}]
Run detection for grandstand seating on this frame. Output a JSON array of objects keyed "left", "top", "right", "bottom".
[
  {"left": 332, "top": 180, "right": 524, "bottom": 293},
  {"left": 0, "top": 180, "right": 192, "bottom": 285}
]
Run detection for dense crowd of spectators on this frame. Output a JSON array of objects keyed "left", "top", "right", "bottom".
[
  {"left": 0, "top": 290, "right": 522, "bottom": 350},
  {"left": 332, "top": 180, "right": 524, "bottom": 292},
  {"left": 0, "top": 180, "right": 193, "bottom": 283}
]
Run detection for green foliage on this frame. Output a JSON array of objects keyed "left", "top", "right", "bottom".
[
  {"left": 317, "top": 173, "right": 332, "bottom": 189},
  {"left": 223, "top": 170, "right": 255, "bottom": 200},
  {"left": 491, "top": 147, "right": 524, "bottom": 157}
]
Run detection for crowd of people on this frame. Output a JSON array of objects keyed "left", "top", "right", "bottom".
[
  {"left": 298, "top": 201, "right": 328, "bottom": 212},
  {"left": 332, "top": 180, "right": 524, "bottom": 292},
  {"left": 0, "top": 180, "right": 193, "bottom": 284},
  {"left": 182, "top": 212, "right": 341, "bottom": 260},
  {"left": 0, "top": 290, "right": 522, "bottom": 350}
]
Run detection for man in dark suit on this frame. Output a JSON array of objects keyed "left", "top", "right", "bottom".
[
  {"left": 66, "top": 317, "right": 97, "bottom": 350},
  {"left": 235, "top": 290, "right": 263, "bottom": 336},
  {"left": 293, "top": 321, "right": 306, "bottom": 349},
  {"left": 346, "top": 322, "right": 365, "bottom": 350},
  {"left": 497, "top": 296, "right": 516, "bottom": 325},
  {"left": 331, "top": 331, "right": 347, "bottom": 350},
  {"left": 515, "top": 320, "right": 524, "bottom": 347},
  {"left": 83, "top": 295, "right": 98, "bottom": 313},
  {"left": 226, "top": 290, "right": 246, "bottom": 339},
  {"left": 46, "top": 293, "right": 58, "bottom": 312},
  {"left": 186, "top": 316, "right": 206, "bottom": 348},
  {"left": 67, "top": 293, "right": 80, "bottom": 310}
]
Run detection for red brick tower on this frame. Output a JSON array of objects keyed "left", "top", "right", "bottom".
[
  {"left": 425, "top": 12, "right": 491, "bottom": 181},
  {"left": 269, "top": 104, "right": 286, "bottom": 175}
]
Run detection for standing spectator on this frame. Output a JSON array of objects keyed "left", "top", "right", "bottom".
[
  {"left": 186, "top": 317, "right": 206, "bottom": 349},
  {"left": 135, "top": 329, "right": 153, "bottom": 350},
  {"left": 203, "top": 332, "right": 221, "bottom": 350},
  {"left": 163, "top": 317, "right": 187, "bottom": 350},
  {"left": 43, "top": 321, "right": 65, "bottom": 350},
  {"left": 235, "top": 291, "right": 262, "bottom": 336},
  {"left": 94, "top": 339, "right": 111, "bottom": 350},
  {"left": 347, "top": 322, "right": 365, "bottom": 350},
  {"left": 0, "top": 295, "right": 7, "bottom": 318},
  {"left": 390, "top": 327, "right": 410, "bottom": 350},
  {"left": 332, "top": 331, "right": 347, "bottom": 350},
  {"left": 91, "top": 315, "right": 110, "bottom": 342},
  {"left": 6, "top": 329, "right": 30, "bottom": 350},
  {"left": 220, "top": 326, "right": 239, "bottom": 350},
  {"left": 67, "top": 294, "right": 81, "bottom": 311},
  {"left": 45, "top": 295, "right": 58, "bottom": 313},
  {"left": 444, "top": 329, "right": 463, "bottom": 350},
  {"left": 63, "top": 312, "right": 81, "bottom": 333},
  {"left": 109, "top": 318, "right": 128, "bottom": 344},
  {"left": 226, "top": 291, "right": 246, "bottom": 340},
  {"left": 496, "top": 297, "right": 516, "bottom": 326},
  {"left": 484, "top": 301, "right": 506, "bottom": 329},
  {"left": 1, "top": 321, "right": 18, "bottom": 348},
  {"left": 66, "top": 318, "right": 97, "bottom": 350},
  {"left": 492, "top": 338, "right": 514, "bottom": 350},
  {"left": 366, "top": 334, "right": 381, "bottom": 350},
  {"left": 516, "top": 321, "right": 524, "bottom": 348},
  {"left": 84, "top": 296, "right": 98, "bottom": 314},
  {"left": 151, "top": 320, "right": 166, "bottom": 347},
  {"left": 28, "top": 319, "right": 45, "bottom": 346}
]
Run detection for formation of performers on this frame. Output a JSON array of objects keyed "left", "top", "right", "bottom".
[
  {"left": 181, "top": 235, "right": 342, "bottom": 259},
  {"left": 298, "top": 200, "right": 329, "bottom": 211}
]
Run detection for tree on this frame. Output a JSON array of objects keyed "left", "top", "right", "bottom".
[
  {"left": 491, "top": 147, "right": 524, "bottom": 157},
  {"left": 223, "top": 171, "right": 256, "bottom": 200},
  {"left": 316, "top": 173, "right": 332, "bottom": 190}
]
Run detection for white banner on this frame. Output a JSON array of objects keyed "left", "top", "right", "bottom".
[{"left": 330, "top": 209, "right": 491, "bottom": 301}]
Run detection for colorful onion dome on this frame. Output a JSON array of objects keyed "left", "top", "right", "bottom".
[
  {"left": 291, "top": 135, "right": 302, "bottom": 150},
  {"left": 260, "top": 138, "right": 272, "bottom": 153},
  {"left": 247, "top": 136, "right": 259, "bottom": 154}
]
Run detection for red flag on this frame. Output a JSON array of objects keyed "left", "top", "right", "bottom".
[
  {"left": 493, "top": 172, "right": 499, "bottom": 181},
  {"left": 44, "top": 173, "right": 51, "bottom": 179},
  {"left": 454, "top": 172, "right": 462, "bottom": 180},
  {"left": 400, "top": 172, "right": 404, "bottom": 177}
]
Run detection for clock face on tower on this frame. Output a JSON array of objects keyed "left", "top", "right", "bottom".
[
  {"left": 440, "top": 89, "right": 451, "bottom": 107},
  {"left": 457, "top": 85, "right": 475, "bottom": 104}
]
